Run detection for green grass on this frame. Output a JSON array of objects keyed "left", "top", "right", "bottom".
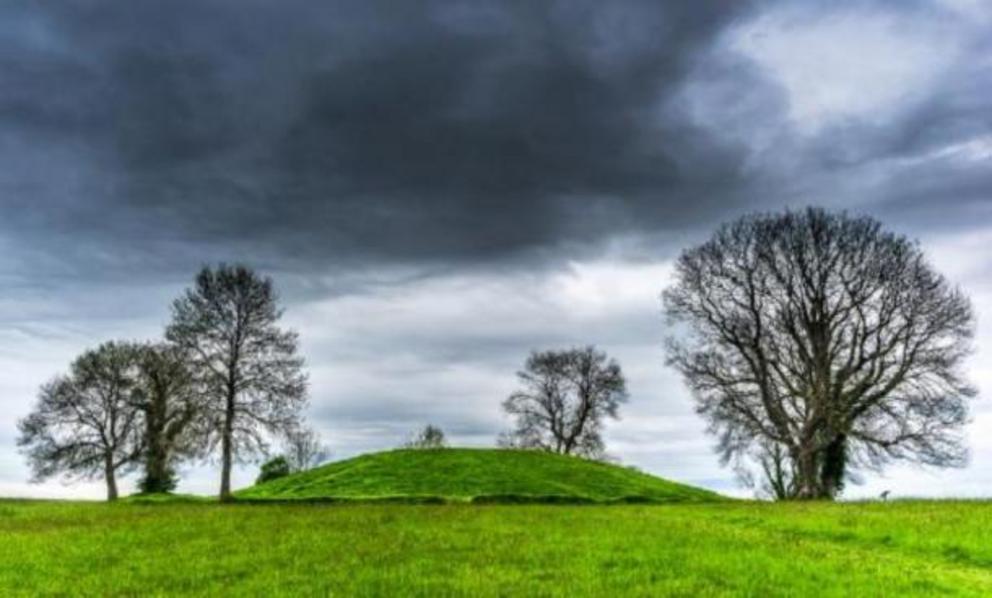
[
  {"left": 120, "top": 493, "right": 213, "bottom": 504},
  {"left": 235, "top": 448, "right": 722, "bottom": 503},
  {"left": 3, "top": 452, "right": 988, "bottom": 594},
  {"left": 0, "top": 500, "right": 990, "bottom": 595}
]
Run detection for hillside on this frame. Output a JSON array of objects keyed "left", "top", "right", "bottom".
[{"left": 234, "top": 448, "right": 722, "bottom": 503}]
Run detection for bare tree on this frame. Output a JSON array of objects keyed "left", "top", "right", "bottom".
[
  {"left": 166, "top": 264, "right": 308, "bottom": 501},
  {"left": 501, "top": 346, "right": 627, "bottom": 459},
  {"left": 405, "top": 424, "right": 447, "bottom": 449},
  {"left": 664, "top": 208, "right": 975, "bottom": 500},
  {"left": 283, "top": 425, "right": 330, "bottom": 472},
  {"left": 133, "top": 343, "right": 205, "bottom": 494},
  {"left": 17, "top": 342, "right": 144, "bottom": 501},
  {"left": 732, "top": 439, "right": 797, "bottom": 501}
]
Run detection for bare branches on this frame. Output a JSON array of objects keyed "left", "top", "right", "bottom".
[
  {"left": 283, "top": 425, "right": 330, "bottom": 471},
  {"left": 16, "top": 342, "right": 146, "bottom": 501},
  {"left": 133, "top": 343, "right": 207, "bottom": 494},
  {"left": 664, "top": 208, "right": 975, "bottom": 499},
  {"left": 166, "top": 264, "right": 308, "bottom": 500},
  {"left": 501, "top": 346, "right": 627, "bottom": 459},
  {"left": 17, "top": 265, "right": 311, "bottom": 501}
]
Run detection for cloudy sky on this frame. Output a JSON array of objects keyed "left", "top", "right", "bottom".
[{"left": 1, "top": 0, "right": 990, "bottom": 499}]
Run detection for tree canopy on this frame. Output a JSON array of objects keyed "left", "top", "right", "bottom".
[
  {"left": 17, "top": 342, "right": 145, "bottom": 500},
  {"left": 501, "top": 346, "right": 627, "bottom": 459},
  {"left": 133, "top": 343, "right": 205, "bottom": 494},
  {"left": 166, "top": 264, "right": 308, "bottom": 501},
  {"left": 664, "top": 208, "right": 975, "bottom": 499}
]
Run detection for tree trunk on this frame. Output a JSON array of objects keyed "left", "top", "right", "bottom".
[
  {"left": 147, "top": 442, "right": 166, "bottom": 492},
  {"left": 105, "top": 456, "right": 118, "bottom": 502},
  {"left": 819, "top": 434, "right": 847, "bottom": 500},
  {"left": 142, "top": 398, "right": 171, "bottom": 493},
  {"left": 219, "top": 388, "right": 235, "bottom": 502},
  {"left": 794, "top": 449, "right": 820, "bottom": 500},
  {"left": 144, "top": 438, "right": 172, "bottom": 494}
]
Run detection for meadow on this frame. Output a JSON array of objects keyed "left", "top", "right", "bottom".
[{"left": 1, "top": 499, "right": 990, "bottom": 596}]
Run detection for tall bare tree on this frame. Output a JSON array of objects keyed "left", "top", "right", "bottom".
[
  {"left": 133, "top": 343, "right": 204, "bottom": 494},
  {"left": 166, "top": 264, "right": 308, "bottom": 501},
  {"left": 664, "top": 208, "right": 975, "bottom": 499},
  {"left": 17, "top": 342, "right": 144, "bottom": 501},
  {"left": 501, "top": 346, "right": 627, "bottom": 459}
]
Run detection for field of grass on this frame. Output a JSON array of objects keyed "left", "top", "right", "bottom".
[
  {"left": 4, "top": 452, "right": 989, "bottom": 594},
  {"left": 0, "top": 499, "right": 990, "bottom": 595},
  {"left": 235, "top": 448, "right": 721, "bottom": 503}
]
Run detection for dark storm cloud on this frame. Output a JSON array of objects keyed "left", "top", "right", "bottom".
[
  {"left": 0, "top": 0, "right": 988, "bottom": 281},
  {"left": 0, "top": 0, "right": 764, "bottom": 277}
]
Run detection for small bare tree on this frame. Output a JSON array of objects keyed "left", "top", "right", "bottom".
[
  {"left": 283, "top": 425, "right": 330, "bottom": 472},
  {"left": 732, "top": 439, "right": 797, "bottom": 501},
  {"left": 664, "top": 208, "right": 975, "bottom": 499},
  {"left": 17, "top": 342, "right": 144, "bottom": 501},
  {"left": 501, "top": 346, "right": 627, "bottom": 459},
  {"left": 405, "top": 424, "right": 447, "bottom": 449},
  {"left": 166, "top": 264, "right": 308, "bottom": 501}
]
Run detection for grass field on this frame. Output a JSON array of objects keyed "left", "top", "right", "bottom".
[
  {"left": 235, "top": 448, "right": 721, "bottom": 503},
  {"left": 1, "top": 499, "right": 990, "bottom": 596},
  {"left": 3, "top": 451, "right": 989, "bottom": 595}
]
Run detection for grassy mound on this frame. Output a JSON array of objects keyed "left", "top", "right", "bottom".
[{"left": 235, "top": 448, "right": 722, "bottom": 504}]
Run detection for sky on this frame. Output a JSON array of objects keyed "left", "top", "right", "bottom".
[{"left": 1, "top": 0, "right": 990, "bottom": 499}]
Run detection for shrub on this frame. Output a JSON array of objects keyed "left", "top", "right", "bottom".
[
  {"left": 256, "top": 456, "right": 291, "bottom": 484},
  {"left": 405, "top": 425, "right": 446, "bottom": 449},
  {"left": 137, "top": 467, "right": 179, "bottom": 494}
]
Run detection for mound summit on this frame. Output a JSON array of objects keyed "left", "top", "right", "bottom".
[{"left": 236, "top": 448, "right": 722, "bottom": 504}]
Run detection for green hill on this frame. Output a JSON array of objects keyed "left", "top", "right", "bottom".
[{"left": 235, "top": 448, "right": 723, "bottom": 504}]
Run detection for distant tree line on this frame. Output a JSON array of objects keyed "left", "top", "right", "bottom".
[
  {"left": 17, "top": 264, "right": 317, "bottom": 501},
  {"left": 16, "top": 209, "right": 975, "bottom": 503}
]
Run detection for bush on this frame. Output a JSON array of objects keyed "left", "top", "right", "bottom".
[
  {"left": 137, "top": 467, "right": 179, "bottom": 494},
  {"left": 256, "top": 456, "right": 291, "bottom": 484}
]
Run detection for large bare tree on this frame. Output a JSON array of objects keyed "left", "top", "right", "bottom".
[
  {"left": 501, "top": 346, "right": 627, "bottom": 459},
  {"left": 664, "top": 208, "right": 975, "bottom": 499},
  {"left": 17, "top": 342, "right": 144, "bottom": 501},
  {"left": 166, "top": 264, "right": 308, "bottom": 501}
]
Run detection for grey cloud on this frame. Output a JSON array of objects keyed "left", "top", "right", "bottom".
[
  {"left": 1, "top": 0, "right": 991, "bottom": 499},
  {"left": 0, "top": 0, "right": 763, "bottom": 280},
  {"left": 3, "top": 0, "right": 985, "bottom": 285}
]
